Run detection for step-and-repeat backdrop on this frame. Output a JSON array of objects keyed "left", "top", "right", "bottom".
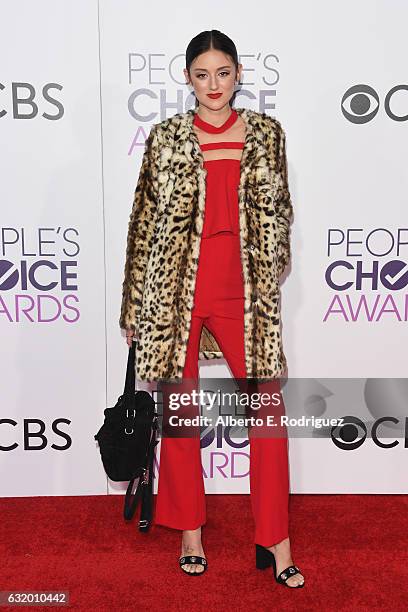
[{"left": 1, "top": 0, "right": 407, "bottom": 497}]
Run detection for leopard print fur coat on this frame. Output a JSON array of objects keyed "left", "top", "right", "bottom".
[{"left": 119, "top": 106, "right": 293, "bottom": 382}]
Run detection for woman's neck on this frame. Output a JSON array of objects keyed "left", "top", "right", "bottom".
[{"left": 196, "top": 104, "right": 232, "bottom": 128}]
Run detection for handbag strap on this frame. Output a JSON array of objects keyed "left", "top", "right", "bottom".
[
  {"left": 139, "top": 418, "right": 159, "bottom": 532},
  {"left": 124, "top": 473, "right": 144, "bottom": 520},
  {"left": 124, "top": 340, "right": 136, "bottom": 395},
  {"left": 123, "top": 415, "right": 159, "bottom": 531}
]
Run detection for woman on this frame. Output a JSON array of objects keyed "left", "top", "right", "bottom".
[{"left": 120, "top": 30, "right": 304, "bottom": 588}]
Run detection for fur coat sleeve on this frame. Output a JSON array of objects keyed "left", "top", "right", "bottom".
[
  {"left": 273, "top": 123, "right": 293, "bottom": 277},
  {"left": 119, "top": 125, "right": 159, "bottom": 331}
]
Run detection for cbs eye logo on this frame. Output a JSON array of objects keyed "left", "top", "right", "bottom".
[
  {"left": 331, "top": 415, "right": 408, "bottom": 450},
  {"left": 341, "top": 84, "right": 408, "bottom": 123}
]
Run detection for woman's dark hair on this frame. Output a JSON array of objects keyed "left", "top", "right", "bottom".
[{"left": 185, "top": 30, "right": 239, "bottom": 106}]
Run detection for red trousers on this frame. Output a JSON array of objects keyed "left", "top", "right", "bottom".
[{"left": 154, "top": 233, "right": 289, "bottom": 547}]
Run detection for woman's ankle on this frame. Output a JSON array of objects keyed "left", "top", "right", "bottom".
[
  {"left": 181, "top": 526, "right": 204, "bottom": 553},
  {"left": 182, "top": 526, "right": 202, "bottom": 535},
  {"left": 267, "top": 536, "right": 290, "bottom": 553}
]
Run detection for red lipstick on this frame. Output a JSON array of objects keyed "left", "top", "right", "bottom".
[{"left": 207, "top": 93, "right": 222, "bottom": 99}]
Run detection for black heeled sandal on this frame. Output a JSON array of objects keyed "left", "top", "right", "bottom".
[
  {"left": 255, "top": 544, "right": 305, "bottom": 588},
  {"left": 179, "top": 554, "right": 208, "bottom": 576}
]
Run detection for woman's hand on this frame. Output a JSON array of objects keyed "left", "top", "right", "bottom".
[{"left": 125, "top": 329, "right": 138, "bottom": 347}]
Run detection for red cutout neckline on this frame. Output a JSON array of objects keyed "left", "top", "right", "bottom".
[{"left": 193, "top": 108, "right": 238, "bottom": 133}]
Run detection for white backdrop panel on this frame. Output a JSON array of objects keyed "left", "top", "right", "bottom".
[{"left": 0, "top": 0, "right": 106, "bottom": 496}]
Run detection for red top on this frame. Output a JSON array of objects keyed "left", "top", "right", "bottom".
[{"left": 193, "top": 109, "right": 244, "bottom": 238}]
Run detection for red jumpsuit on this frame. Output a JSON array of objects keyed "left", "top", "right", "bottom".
[{"left": 154, "top": 109, "right": 289, "bottom": 547}]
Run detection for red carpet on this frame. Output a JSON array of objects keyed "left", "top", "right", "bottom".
[{"left": 1, "top": 494, "right": 407, "bottom": 611}]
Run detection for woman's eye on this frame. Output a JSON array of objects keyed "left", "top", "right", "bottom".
[{"left": 196, "top": 72, "right": 230, "bottom": 79}]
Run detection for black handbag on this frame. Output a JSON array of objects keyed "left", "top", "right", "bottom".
[{"left": 94, "top": 340, "right": 159, "bottom": 532}]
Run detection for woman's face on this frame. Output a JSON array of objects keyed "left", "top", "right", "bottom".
[{"left": 184, "top": 49, "right": 242, "bottom": 111}]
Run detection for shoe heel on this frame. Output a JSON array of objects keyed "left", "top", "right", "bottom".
[{"left": 255, "top": 544, "right": 273, "bottom": 570}]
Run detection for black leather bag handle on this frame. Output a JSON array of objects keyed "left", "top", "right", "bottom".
[
  {"left": 123, "top": 340, "right": 136, "bottom": 396},
  {"left": 123, "top": 416, "right": 159, "bottom": 531}
]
